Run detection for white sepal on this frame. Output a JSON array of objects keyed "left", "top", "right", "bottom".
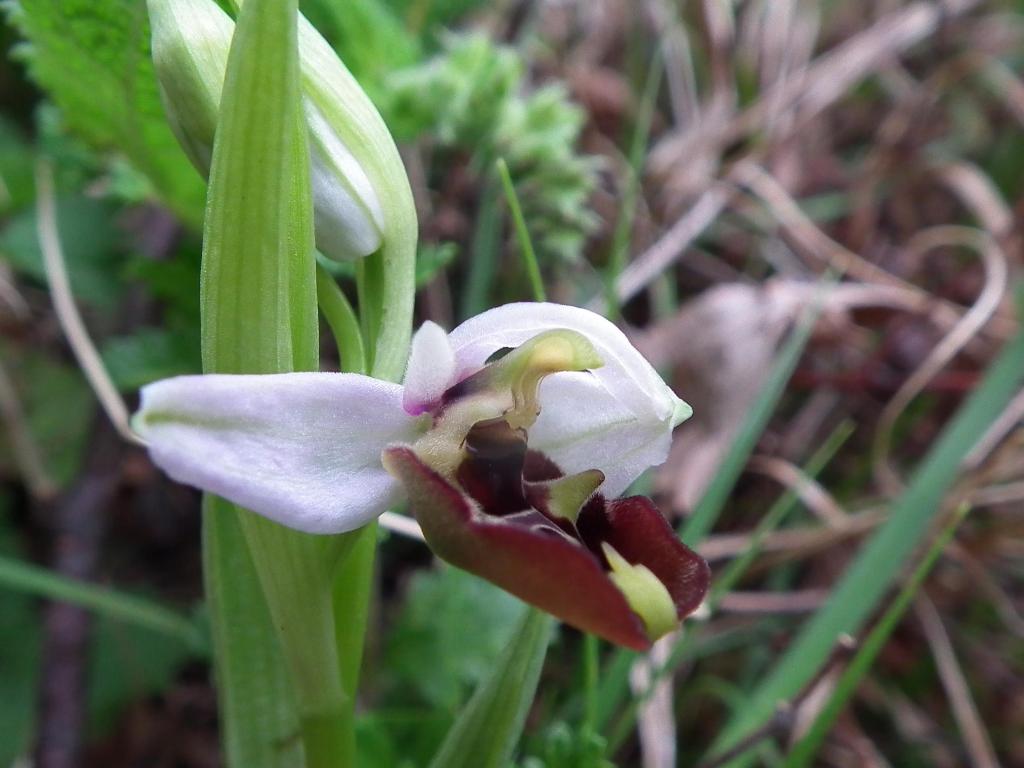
[{"left": 134, "top": 372, "right": 423, "bottom": 533}]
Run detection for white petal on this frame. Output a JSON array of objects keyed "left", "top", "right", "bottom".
[
  {"left": 447, "top": 302, "right": 685, "bottom": 496},
  {"left": 402, "top": 321, "right": 456, "bottom": 414},
  {"left": 134, "top": 373, "right": 423, "bottom": 533},
  {"left": 527, "top": 374, "right": 671, "bottom": 497}
]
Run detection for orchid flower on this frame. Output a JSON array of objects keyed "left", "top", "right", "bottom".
[{"left": 134, "top": 302, "right": 709, "bottom": 648}]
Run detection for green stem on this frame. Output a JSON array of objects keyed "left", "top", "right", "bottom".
[
  {"left": 582, "top": 633, "right": 599, "bottom": 732},
  {"left": 316, "top": 264, "right": 366, "bottom": 373},
  {"left": 301, "top": 708, "right": 354, "bottom": 768}
]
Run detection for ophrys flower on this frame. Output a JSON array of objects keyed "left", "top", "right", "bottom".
[{"left": 134, "top": 302, "right": 708, "bottom": 647}]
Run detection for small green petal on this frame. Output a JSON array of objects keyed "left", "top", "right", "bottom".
[
  {"left": 541, "top": 469, "right": 605, "bottom": 523},
  {"left": 671, "top": 396, "right": 694, "bottom": 428},
  {"left": 601, "top": 542, "right": 678, "bottom": 641}
]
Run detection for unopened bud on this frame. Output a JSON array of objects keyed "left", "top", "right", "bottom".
[{"left": 147, "top": 0, "right": 385, "bottom": 261}]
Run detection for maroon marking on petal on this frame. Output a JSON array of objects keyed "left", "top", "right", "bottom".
[
  {"left": 522, "top": 450, "right": 564, "bottom": 482},
  {"left": 578, "top": 496, "right": 709, "bottom": 620},
  {"left": 384, "top": 446, "right": 653, "bottom": 650},
  {"left": 456, "top": 418, "right": 530, "bottom": 516}
]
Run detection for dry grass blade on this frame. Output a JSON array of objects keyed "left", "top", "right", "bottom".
[
  {"left": 915, "top": 597, "right": 1001, "bottom": 768},
  {"left": 34, "top": 160, "right": 141, "bottom": 447},
  {"left": 747, "top": 455, "right": 849, "bottom": 527},
  {"left": 873, "top": 226, "right": 1009, "bottom": 494},
  {"left": 631, "top": 635, "right": 677, "bottom": 768}
]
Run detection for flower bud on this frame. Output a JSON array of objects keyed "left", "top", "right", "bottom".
[{"left": 147, "top": 0, "right": 385, "bottom": 261}]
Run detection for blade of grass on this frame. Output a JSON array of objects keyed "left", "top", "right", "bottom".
[
  {"left": 709, "top": 422, "right": 855, "bottom": 604},
  {"left": 682, "top": 297, "right": 820, "bottom": 543},
  {"left": 0, "top": 554, "right": 203, "bottom": 649},
  {"left": 590, "top": 292, "right": 822, "bottom": 739},
  {"left": 712, "top": 322, "right": 1024, "bottom": 765},
  {"left": 427, "top": 607, "right": 553, "bottom": 768},
  {"left": 782, "top": 505, "right": 970, "bottom": 768},
  {"left": 496, "top": 157, "right": 545, "bottom": 302},
  {"left": 602, "top": 421, "right": 854, "bottom": 749}
]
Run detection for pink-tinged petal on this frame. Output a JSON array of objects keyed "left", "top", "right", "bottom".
[
  {"left": 135, "top": 373, "right": 423, "bottom": 533},
  {"left": 382, "top": 446, "right": 653, "bottom": 649},
  {"left": 402, "top": 321, "right": 456, "bottom": 415},
  {"left": 446, "top": 302, "right": 689, "bottom": 496}
]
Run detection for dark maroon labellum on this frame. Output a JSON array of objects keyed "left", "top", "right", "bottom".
[{"left": 383, "top": 420, "right": 709, "bottom": 650}]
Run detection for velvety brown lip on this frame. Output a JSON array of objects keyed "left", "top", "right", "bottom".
[{"left": 384, "top": 416, "right": 709, "bottom": 649}]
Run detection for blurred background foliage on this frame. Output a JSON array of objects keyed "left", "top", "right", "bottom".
[{"left": 2, "top": 0, "right": 1024, "bottom": 766}]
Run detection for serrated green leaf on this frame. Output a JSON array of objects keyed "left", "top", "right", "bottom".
[{"left": 5, "top": 0, "right": 205, "bottom": 224}]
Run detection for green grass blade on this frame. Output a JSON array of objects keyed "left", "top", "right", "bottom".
[
  {"left": 428, "top": 608, "right": 553, "bottom": 768},
  {"left": 601, "top": 421, "right": 853, "bottom": 750},
  {"left": 681, "top": 300, "right": 819, "bottom": 544},
  {"left": 203, "top": 501, "right": 303, "bottom": 765},
  {"left": 0, "top": 554, "right": 202, "bottom": 649},
  {"left": 429, "top": 133, "right": 555, "bottom": 768},
  {"left": 713, "top": 324, "right": 1024, "bottom": 764},
  {"left": 590, "top": 291, "right": 822, "bottom": 741},
  {"left": 496, "top": 157, "right": 546, "bottom": 302},
  {"left": 782, "top": 505, "right": 970, "bottom": 768}
]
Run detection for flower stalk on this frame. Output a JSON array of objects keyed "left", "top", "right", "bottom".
[{"left": 186, "top": 0, "right": 365, "bottom": 763}]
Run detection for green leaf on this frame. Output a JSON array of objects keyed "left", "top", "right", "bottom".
[
  {"left": 0, "top": 344, "right": 92, "bottom": 488},
  {"left": 0, "top": 554, "right": 202, "bottom": 647},
  {"left": 203, "top": 500, "right": 304, "bottom": 767},
  {"left": 415, "top": 241, "right": 457, "bottom": 288},
  {"left": 316, "top": 264, "right": 365, "bottom": 374},
  {"left": 383, "top": 565, "right": 523, "bottom": 711},
  {"left": 429, "top": 608, "right": 553, "bottom": 768},
  {"left": 86, "top": 616, "right": 199, "bottom": 737},
  {"left": 102, "top": 326, "right": 201, "bottom": 391},
  {"left": 0, "top": 194, "right": 123, "bottom": 306},
  {"left": 4, "top": 0, "right": 205, "bottom": 224},
  {"left": 713, "top": 322, "right": 1024, "bottom": 765},
  {"left": 781, "top": 506, "right": 969, "bottom": 768}
]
